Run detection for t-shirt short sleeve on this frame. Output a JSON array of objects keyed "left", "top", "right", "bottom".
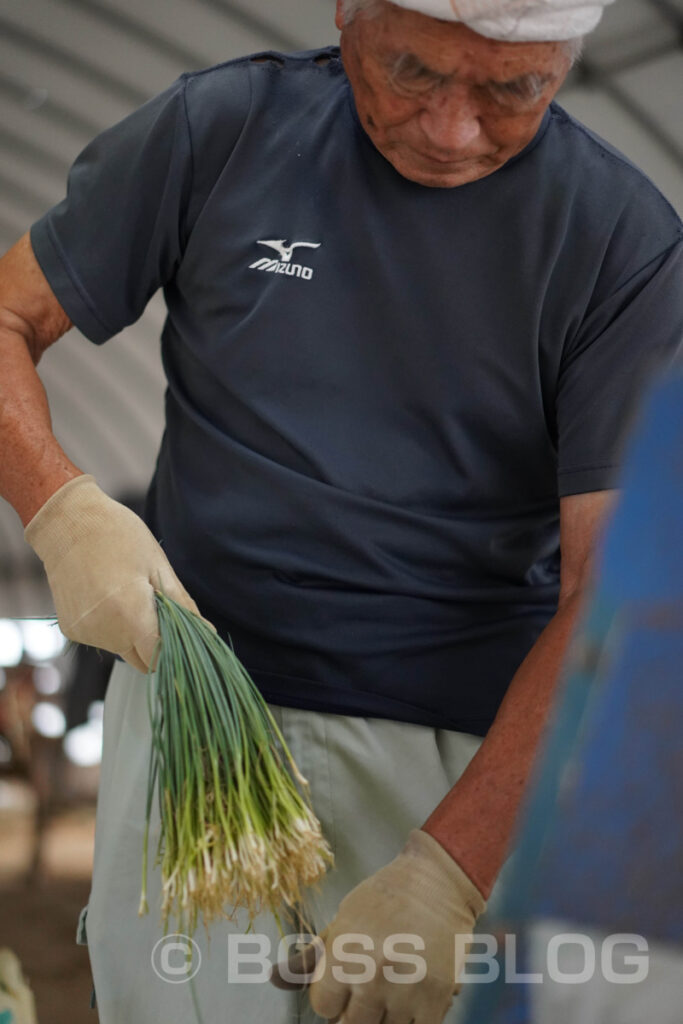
[
  {"left": 556, "top": 236, "right": 683, "bottom": 496},
  {"left": 30, "top": 77, "right": 194, "bottom": 344},
  {"left": 31, "top": 63, "right": 253, "bottom": 344}
]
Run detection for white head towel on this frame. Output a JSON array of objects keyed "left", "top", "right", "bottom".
[{"left": 388, "top": 0, "right": 614, "bottom": 40}]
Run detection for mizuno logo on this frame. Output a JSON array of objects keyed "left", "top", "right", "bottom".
[
  {"left": 256, "top": 239, "right": 321, "bottom": 262},
  {"left": 249, "top": 238, "right": 321, "bottom": 281}
]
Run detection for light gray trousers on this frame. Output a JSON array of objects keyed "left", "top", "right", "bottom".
[{"left": 82, "top": 659, "right": 486, "bottom": 1024}]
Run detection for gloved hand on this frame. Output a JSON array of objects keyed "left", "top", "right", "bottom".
[
  {"left": 273, "top": 829, "right": 486, "bottom": 1024},
  {"left": 25, "top": 474, "right": 202, "bottom": 672}
]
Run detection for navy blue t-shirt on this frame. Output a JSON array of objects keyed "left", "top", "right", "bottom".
[{"left": 30, "top": 48, "right": 683, "bottom": 735}]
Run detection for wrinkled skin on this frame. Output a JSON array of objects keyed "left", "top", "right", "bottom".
[{"left": 336, "top": 0, "right": 572, "bottom": 187}]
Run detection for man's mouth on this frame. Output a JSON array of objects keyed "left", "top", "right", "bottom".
[
  {"left": 390, "top": 141, "right": 497, "bottom": 166},
  {"left": 425, "top": 154, "right": 477, "bottom": 165},
  {"left": 416, "top": 148, "right": 495, "bottom": 165}
]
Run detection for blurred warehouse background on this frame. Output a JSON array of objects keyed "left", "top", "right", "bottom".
[{"left": 0, "top": 1, "right": 681, "bottom": 1021}]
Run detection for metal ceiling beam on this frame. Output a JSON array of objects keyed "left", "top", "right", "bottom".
[
  {"left": 576, "top": 58, "right": 683, "bottom": 170},
  {"left": 646, "top": 0, "right": 683, "bottom": 36},
  {"left": 0, "top": 126, "right": 69, "bottom": 176},
  {"left": 0, "top": 168, "right": 49, "bottom": 215},
  {"left": 0, "top": 16, "right": 147, "bottom": 108},
  {"left": 54, "top": 0, "right": 212, "bottom": 74},
  {"left": 196, "top": 0, "right": 301, "bottom": 52},
  {"left": 0, "top": 71, "right": 100, "bottom": 139},
  {"left": 589, "top": 39, "right": 680, "bottom": 75}
]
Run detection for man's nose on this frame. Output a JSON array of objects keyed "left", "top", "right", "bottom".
[{"left": 418, "top": 88, "right": 481, "bottom": 152}]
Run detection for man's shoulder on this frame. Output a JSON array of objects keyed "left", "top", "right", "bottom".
[
  {"left": 181, "top": 45, "right": 343, "bottom": 105},
  {"left": 184, "top": 45, "right": 341, "bottom": 76},
  {"left": 176, "top": 46, "right": 345, "bottom": 163},
  {"left": 166, "top": 46, "right": 347, "bottom": 225},
  {"left": 546, "top": 102, "right": 682, "bottom": 235}
]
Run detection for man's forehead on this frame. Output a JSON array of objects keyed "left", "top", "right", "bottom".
[{"left": 376, "top": 41, "right": 567, "bottom": 85}]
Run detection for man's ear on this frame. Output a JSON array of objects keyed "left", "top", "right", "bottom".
[{"left": 335, "top": 0, "right": 345, "bottom": 31}]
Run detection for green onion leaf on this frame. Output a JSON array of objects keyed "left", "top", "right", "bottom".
[{"left": 139, "top": 592, "right": 333, "bottom": 934}]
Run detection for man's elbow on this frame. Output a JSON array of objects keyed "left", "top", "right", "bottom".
[{"left": 557, "top": 568, "right": 592, "bottom": 613}]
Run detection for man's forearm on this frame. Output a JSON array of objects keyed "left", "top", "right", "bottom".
[
  {"left": 423, "top": 589, "right": 586, "bottom": 898},
  {"left": 0, "top": 234, "right": 81, "bottom": 524},
  {"left": 0, "top": 323, "right": 82, "bottom": 525}
]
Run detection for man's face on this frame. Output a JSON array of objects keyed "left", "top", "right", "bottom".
[{"left": 336, "top": 1, "right": 572, "bottom": 187}]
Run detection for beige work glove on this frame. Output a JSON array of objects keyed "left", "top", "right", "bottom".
[
  {"left": 25, "top": 474, "right": 201, "bottom": 673},
  {"left": 0, "top": 948, "right": 37, "bottom": 1024},
  {"left": 273, "top": 829, "right": 486, "bottom": 1024}
]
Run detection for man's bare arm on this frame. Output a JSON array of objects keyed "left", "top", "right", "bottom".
[
  {"left": 0, "top": 232, "right": 205, "bottom": 669},
  {"left": 423, "top": 489, "right": 616, "bottom": 897},
  {"left": 0, "top": 232, "right": 83, "bottom": 525}
]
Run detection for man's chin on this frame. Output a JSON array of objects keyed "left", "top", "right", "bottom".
[{"left": 386, "top": 149, "right": 501, "bottom": 188}]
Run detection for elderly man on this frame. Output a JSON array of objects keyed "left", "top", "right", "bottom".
[{"left": 0, "top": 0, "right": 681, "bottom": 1021}]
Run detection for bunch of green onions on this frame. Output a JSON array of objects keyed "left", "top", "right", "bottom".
[{"left": 139, "top": 593, "right": 333, "bottom": 934}]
